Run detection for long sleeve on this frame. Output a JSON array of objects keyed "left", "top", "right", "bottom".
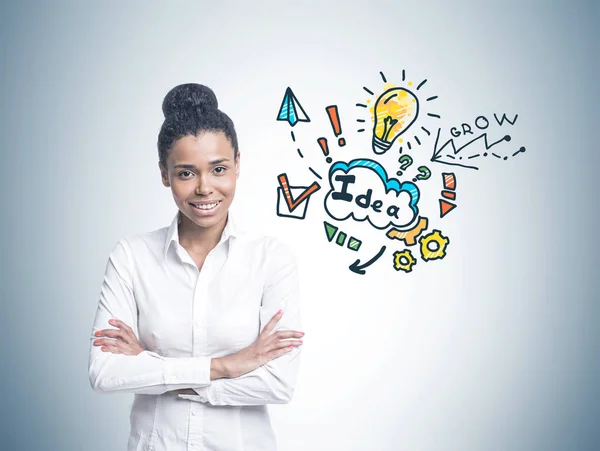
[
  {"left": 182, "top": 239, "right": 302, "bottom": 406},
  {"left": 88, "top": 238, "right": 213, "bottom": 394}
]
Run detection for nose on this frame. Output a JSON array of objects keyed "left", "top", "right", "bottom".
[{"left": 195, "top": 174, "right": 213, "bottom": 195}]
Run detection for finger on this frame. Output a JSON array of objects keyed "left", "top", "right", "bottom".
[
  {"left": 268, "top": 344, "right": 296, "bottom": 360},
  {"left": 259, "top": 310, "right": 283, "bottom": 338},
  {"left": 268, "top": 339, "right": 303, "bottom": 352},
  {"left": 112, "top": 319, "right": 138, "bottom": 344},
  {"left": 109, "top": 319, "right": 135, "bottom": 335},
  {"left": 93, "top": 328, "right": 118, "bottom": 338},
  {"left": 93, "top": 338, "right": 117, "bottom": 347},
  {"left": 273, "top": 330, "right": 305, "bottom": 340},
  {"left": 100, "top": 343, "right": 121, "bottom": 353},
  {"left": 98, "top": 329, "right": 129, "bottom": 342},
  {"left": 264, "top": 331, "right": 303, "bottom": 347}
]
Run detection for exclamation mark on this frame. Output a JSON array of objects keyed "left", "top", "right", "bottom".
[
  {"left": 326, "top": 105, "right": 346, "bottom": 147},
  {"left": 317, "top": 138, "right": 332, "bottom": 164}
]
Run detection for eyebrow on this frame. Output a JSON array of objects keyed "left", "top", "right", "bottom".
[{"left": 173, "top": 159, "right": 230, "bottom": 169}]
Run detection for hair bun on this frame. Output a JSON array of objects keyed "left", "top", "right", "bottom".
[{"left": 161, "top": 83, "right": 218, "bottom": 118}]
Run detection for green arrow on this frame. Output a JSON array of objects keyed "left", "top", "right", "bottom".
[{"left": 324, "top": 221, "right": 338, "bottom": 242}]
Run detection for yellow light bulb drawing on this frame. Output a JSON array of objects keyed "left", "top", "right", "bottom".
[{"left": 372, "top": 88, "right": 419, "bottom": 154}]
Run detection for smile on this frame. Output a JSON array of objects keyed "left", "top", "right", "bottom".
[{"left": 189, "top": 201, "right": 221, "bottom": 213}]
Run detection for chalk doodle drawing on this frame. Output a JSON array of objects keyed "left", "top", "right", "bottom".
[
  {"left": 324, "top": 221, "right": 362, "bottom": 251},
  {"left": 349, "top": 245, "right": 387, "bottom": 275},
  {"left": 324, "top": 159, "right": 420, "bottom": 230},
  {"left": 412, "top": 166, "right": 431, "bottom": 183},
  {"left": 277, "top": 87, "right": 311, "bottom": 127},
  {"left": 387, "top": 216, "right": 428, "bottom": 246},
  {"left": 317, "top": 138, "right": 333, "bottom": 164},
  {"left": 324, "top": 105, "right": 346, "bottom": 147},
  {"left": 419, "top": 230, "right": 450, "bottom": 261},
  {"left": 397, "top": 155, "right": 412, "bottom": 176},
  {"left": 431, "top": 114, "right": 525, "bottom": 170},
  {"left": 277, "top": 87, "right": 311, "bottom": 158},
  {"left": 275, "top": 173, "right": 321, "bottom": 220},
  {"left": 275, "top": 71, "right": 525, "bottom": 275},
  {"left": 439, "top": 173, "right": 457, "bottom": 218},
  {"left": 393, "top": 249, "right": 417, "bottom": 273},
  {"left": 357, "top": 70, "right": 441, "bottom": 156}
]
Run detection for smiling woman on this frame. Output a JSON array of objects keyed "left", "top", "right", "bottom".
[
  {"left": 161, "top": 132, "right": 239, "bottom": 252},
  {"left": 88, "top": 83, "right": 304, "bottom": 451},
  {"left": 158, "top": 84, "right": 240, "bottom": 243}
]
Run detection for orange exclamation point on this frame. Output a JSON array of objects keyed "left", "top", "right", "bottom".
[
  {"left": 317, "top": 137, "right": 332, "bottom": 164},
  {"left": 326, "top": 105, "right": 345, "bottom": 147}
]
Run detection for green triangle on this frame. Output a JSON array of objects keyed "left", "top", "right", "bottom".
[{"left": 324, "top": 221, "right": 338, "bottom": 242}]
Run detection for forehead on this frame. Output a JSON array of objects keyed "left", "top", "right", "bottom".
[{"left": 168, "top": 132, "right": 234, "bottom": 165}]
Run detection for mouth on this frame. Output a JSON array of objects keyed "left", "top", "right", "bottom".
[{"left": 189, "top": 201, "right": 222, "bottom": 215}]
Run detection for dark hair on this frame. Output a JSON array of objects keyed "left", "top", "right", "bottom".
[{"left": 157, "top": 83, "right": 238, "bottom": 168}]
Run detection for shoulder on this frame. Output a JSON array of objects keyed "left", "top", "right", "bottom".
[{"left": 110, "top": 224, "right": 170, "bottom": 261}]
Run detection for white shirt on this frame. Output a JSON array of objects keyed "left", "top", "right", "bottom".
[{"left": 88, "top": 211, "right": 302, "bottom": 451}]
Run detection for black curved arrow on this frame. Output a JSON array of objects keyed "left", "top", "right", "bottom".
[{"left": 349, "top": 245, "right": 387, "bottom": 275}]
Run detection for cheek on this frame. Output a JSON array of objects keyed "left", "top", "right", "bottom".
[{"left": 216, "top": 176, "right": 237, "bottom": 196}]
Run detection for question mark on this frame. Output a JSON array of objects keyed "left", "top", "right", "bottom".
[
  {"left": 412, "top": 166, "right": 431, "bottom": 182},
  {"left": 397, "top": 155, "right": 413, "bottom": 176}
]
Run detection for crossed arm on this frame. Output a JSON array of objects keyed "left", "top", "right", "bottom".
[{"left": 88, "top": 238, "right": 303, "bottom": 405}]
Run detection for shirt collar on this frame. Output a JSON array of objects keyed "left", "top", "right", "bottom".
[{"left": 163, "top": 210, "right": 239, "bottom": 258}]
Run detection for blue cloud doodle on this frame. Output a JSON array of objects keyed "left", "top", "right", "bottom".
[{"left": 324, "top": 158, "right": 420, "bottom": 230}]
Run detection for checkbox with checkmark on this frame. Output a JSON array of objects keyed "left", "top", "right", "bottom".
[{"left": 276, "top": 173, "right": 321, "bottom": 220}]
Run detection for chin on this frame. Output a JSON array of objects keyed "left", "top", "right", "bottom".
[{"left": 193, "top": 215, "right": 225, "bottom": 229}]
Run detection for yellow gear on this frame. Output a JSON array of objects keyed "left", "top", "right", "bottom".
[
  {"left": 393, "top": 249, "right": 417, "bottom": 273},
  {"left": 419, "top": 230, "right": 449, "bottom": 261}
]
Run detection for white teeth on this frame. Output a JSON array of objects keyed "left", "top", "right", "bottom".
[{"left": 192, "top": 202, "right": 219, "bottom": 210}]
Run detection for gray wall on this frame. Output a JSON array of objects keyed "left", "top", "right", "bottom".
[{"left": 1, "top": 1, "right": 598, "bottom": 450}]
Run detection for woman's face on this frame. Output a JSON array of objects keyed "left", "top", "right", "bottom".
[{"left": 160, "top": 131, "right": 240, "bottom": 232}]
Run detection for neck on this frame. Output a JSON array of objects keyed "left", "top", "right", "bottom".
[{"left": 178, "top": 211, "right": 228, "bottom": 253}]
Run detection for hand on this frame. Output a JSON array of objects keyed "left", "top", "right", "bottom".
[
  {"left": 221, "top": 310, "right": 304, "bottom": 379},
  {"left": 93, "top": 319, "right": 145, "bottom": 356}
]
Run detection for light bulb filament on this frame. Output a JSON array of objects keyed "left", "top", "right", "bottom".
[{"left": 382, "top": 117, "right": 398, "bottom": 141}]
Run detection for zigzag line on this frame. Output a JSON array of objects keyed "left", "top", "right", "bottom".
[{"left": 432, "top": 128, "right": 509, "bottom": 160}]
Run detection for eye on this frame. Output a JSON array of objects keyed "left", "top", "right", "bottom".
[
  {"left": 213, "top": 166, "right": 227, "bottom": 175},
  {"left": 178, "top": 170, "right": 193, "bottom": 178}
]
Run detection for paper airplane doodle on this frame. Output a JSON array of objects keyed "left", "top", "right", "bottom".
[{"left": 277, "top": 87, "right": 311, "bottom": 127}]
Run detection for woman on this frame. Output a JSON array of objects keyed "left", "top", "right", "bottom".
[{"left": 88, "top": 83, "right": 304, "bottom": 451}]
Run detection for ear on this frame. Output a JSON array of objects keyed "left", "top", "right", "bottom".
[
  {"left": 235, "top": 152, "right": 241, "bottom": 180},
  {"left": 159, "top": 162, "right": 170, "bottom": 187}
]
